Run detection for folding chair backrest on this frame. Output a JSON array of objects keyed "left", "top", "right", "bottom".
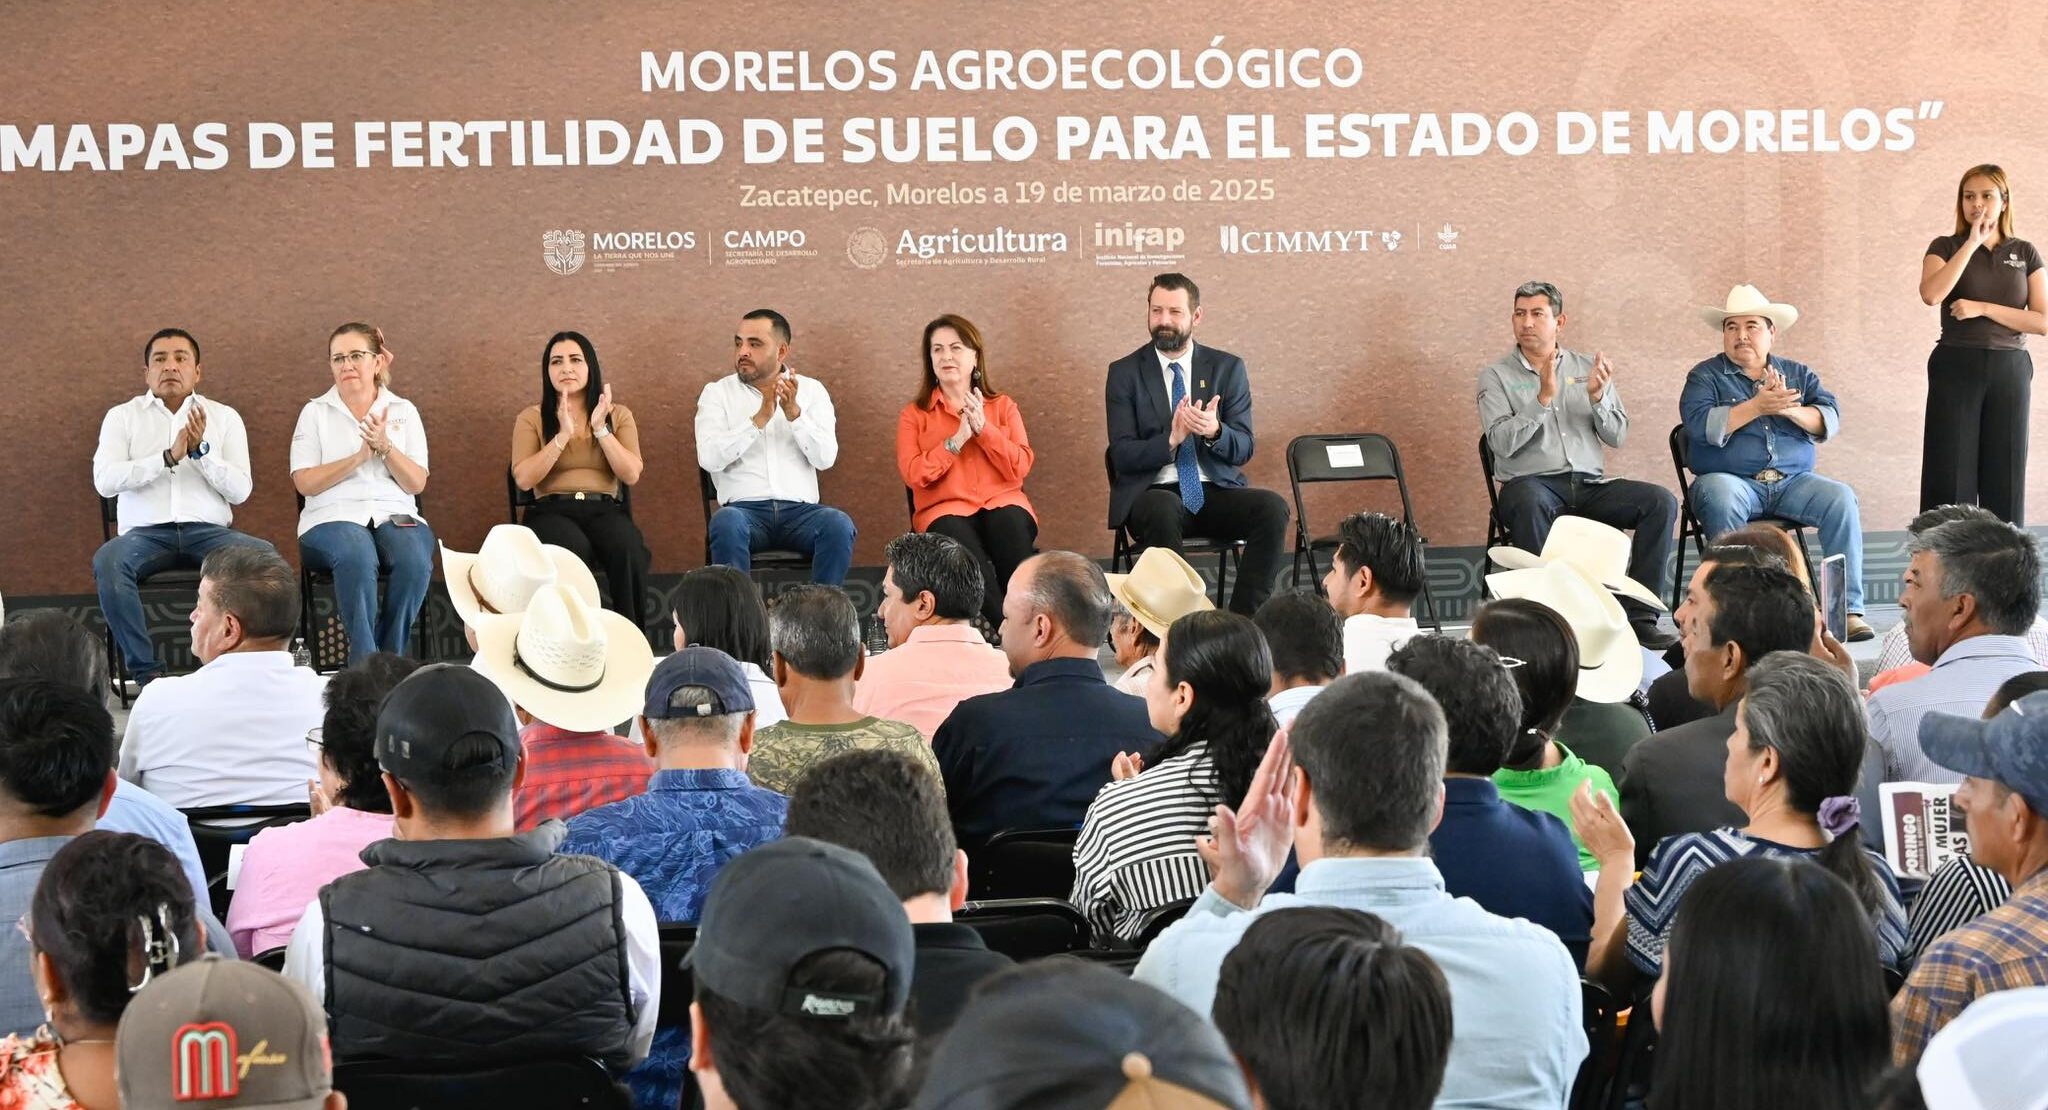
[
  {"left": 956, "top": 898, "right": 1092, "bottom": 960},
  {"left": 971, "top": 826, "right": 1080, "bottom": 901},
  {"left": 1132, "top": 897, "right": 1196, "bottom": 948},
  {"left": 656, "top": 922, "right": 697, "bottom": 1027},
  {"left": 506, "top": 466, "right": 534, "bottom": 524},
  {"left": 1288, "top": 433, "right": 1403, "bottom": 485},
  {"left": 334, "top": 1054, "right": 630, "bottom": 1110},
  {"left": 99, "top": 496, "right": 118, "bottom": 543}
]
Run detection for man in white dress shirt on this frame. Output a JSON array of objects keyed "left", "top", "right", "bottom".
[
  {"left": 1322, "top": 511, "right": 1426, "bottom": 674},
  {"left": 92, "top": 329, "right": 272, "bottom": 685},
  {"left": 695, "top": 309, "right": 857, "bottom": 585}
]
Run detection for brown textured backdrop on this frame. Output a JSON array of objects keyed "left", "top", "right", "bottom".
[{"left": 6, "top": 0, "right": 2044, "bottom": 595}]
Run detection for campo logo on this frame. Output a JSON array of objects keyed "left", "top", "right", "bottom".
[
  {"left": 542, "top": 229, "right": 587, "bottom": 275},
  {"left": 173, "top": 1022, "right": 240, "bottom": 1101}
]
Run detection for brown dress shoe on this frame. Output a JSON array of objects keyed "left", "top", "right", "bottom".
[{"left": 1845, "top": 614, "right": 1875, "bottom": 642}]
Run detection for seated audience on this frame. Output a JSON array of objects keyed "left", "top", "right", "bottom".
[
  {"left": 1073, "top": 610, "right": 1276, "bottom": 942},
  {"left": 0, "top": 832, "right": 201, "bottom": 1109},
  {"left": 671, "top": 565, "right": 786, "bottom": 727},
  {"left": 1107, "top": 546, "right": 1215, "bottom": 696},
  {"left": 1645, "top": 529, "right": 1800, "bottom": 730},
  {"left": 915, "top": 960, "right": 1251, "bottom": 1110},
  {"left": 1321, "top": 512, "right": 1425, "bottom": 673},
  {"left": 1872, "top": 505, "right": 2048, "bottom": 683},
  {"left": 116, "top": 957, "right": 343, "bottom": 1110},
  {"left": 1251, "top": 589, "right": 1342, "bottom": 724},
  {"left": 471, "top": 583, "right": 655, "bottom": 830},
  {"left": 227, "top": 653, "right": 415, "bottom": 958},
  {"left": 933, "top": 552, "right": 1162, "bottom": 850},
  {"left": 0, "top": 611, "right": 208, "bottom": 904},
  {"left": 688, "top": 838, "right": 916, "bottom": 1110},
  {"left": 1109, "top": 600, "right": 1159, "bottom": 696},
  {"left": 898, "top": 314, "right": 1039, "bottom": 627},
  {"left": 852, "top": 532, "right": 1012, "bottom": 740},
  {"left": 1620, "top": 563, "right": 1816, "bottom": 861},
  {"left": 1134, "top": 672, "right": 1587, "bottom": 1108},
  {"left": 1212, "top": 907, "right": 1453, "bottom": 1110},
  {"left": 1648, "top": 857, "right": 1891, "bottom": 1110},
  {"left": 748, "top": 585, "right": 934, "bottom": 794},
  {"left": 786, "top": 749, "right": 1013, "bottom": 1039},
  {"left": 1467, "top": 591, "right": 1622, "bottom": 870},
  {"left": 1388, "top": 635, "right": 1595, "bottom": 965},
  {"left": 1484, "top": 558, "right": 1652, "bottom": 778},
  {"left": 1892, "top": 689, "right": 2048, "bottom": 1062},
  {"left": 1579, "top": 651, "right": 1909, "bottom": 994},
  {"left": 117, "top": 545, "right": 323, "bottom": 809},
  {"left": 282, "top": 664, "right": 658, "bottom": 1068}
]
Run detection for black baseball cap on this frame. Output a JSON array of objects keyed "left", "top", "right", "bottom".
[
  {"left": 644, "top": 646, "right": 756, "bottom": 719},
  {"left": 374, "top": 664, "right": 521, "bottom": 781},
  {"left": 688, "top": 837, "right": 914, "bottom": 1018}
]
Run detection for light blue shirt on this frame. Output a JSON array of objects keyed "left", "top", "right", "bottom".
[
  {"left": 1135, "top": 855, "right": 1585, "bottom": 1110},
  {"left": 1868, "top": 634, "right": 2038, "bottom": 783},
  {"left": 101, "top": 778, "right": 210, "bottom": 908}
]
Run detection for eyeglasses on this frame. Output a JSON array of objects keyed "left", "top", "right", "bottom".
[
  {"left": 305, "top": 728, "right": 325, "bottom": 757},
  {"left": 329, "top": 350, "right": 375, "bottom": 367}
]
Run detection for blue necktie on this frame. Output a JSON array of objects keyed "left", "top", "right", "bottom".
[{"left": 1170, "top": 361, "right": 1205, "bottom": 514}]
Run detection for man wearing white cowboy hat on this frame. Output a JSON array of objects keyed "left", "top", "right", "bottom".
[
  {"left": 1680, "top": 283, "right": 1872, "bottom": 641},
  {"left": 471, "top": 582, "right": 656, "bottom": 830}
]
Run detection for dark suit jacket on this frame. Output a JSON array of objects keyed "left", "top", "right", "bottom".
[
  {"left": 1104, "top": 341, "right": 1257, "bottom": 527},
  {"left": 1618, "top": 702, "right": 1748, "bottom": 867}
]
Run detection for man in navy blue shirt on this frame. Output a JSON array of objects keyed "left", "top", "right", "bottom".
[
  {"left": 1387, "top": 635, "right": 1594, "bottom": 967},
  {"left": 933, "top": 551, "right": 1165, "bottom": 851},
  {"left": 1680, "top": 283, "right": 1871, "bottom": 640}
]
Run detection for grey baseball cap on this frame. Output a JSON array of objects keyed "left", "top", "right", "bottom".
[{"left": 1919, "top": 690, "right": 2048, "bottom": 815}]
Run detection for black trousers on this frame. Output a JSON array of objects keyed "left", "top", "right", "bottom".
[
  {"left": 1922, "top": 345, "right": 2033, "bottom": 525},
  {"left": 925, "top": 506, "right": 1039, "bottom": 626},
  {"left": 523, "top": 497, "right": 653, "bottom": 631},
  {"left": 1126, "top": 483, "right": 1291, "bottom": 615},
  {"left": 1495, "top": 473, "right": 1679, "bottom": 600}
]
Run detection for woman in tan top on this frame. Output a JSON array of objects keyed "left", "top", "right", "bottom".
[{"left": 511, "top": 331, "right": 652, "bottom": 630}]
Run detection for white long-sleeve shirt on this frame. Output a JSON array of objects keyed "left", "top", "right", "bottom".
[
  {"left": 93, "top": 393, "right": 253, "bottom": 533},
  {"left": 290, "top": 386, "right": 429, "bottom": 534},
  {"left": 694, "top": 370, "right": 838, "bottom": 505}
]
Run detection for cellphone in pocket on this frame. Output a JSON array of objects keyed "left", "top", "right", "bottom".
[
  {"left": 388, "top": 514, "right": 420, "bottom": 528},
  {"left": 1819, "top": 553, "right": 1848, "bottom": 643}
]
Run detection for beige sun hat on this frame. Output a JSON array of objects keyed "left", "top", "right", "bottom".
[
  {"left": 1699, "top": 283, "right": 1799, "bottom": 332},
  {"left": 441, "top": 523, "right": 601, "bottom": 627},
  {"left": 1488, "top": 516, "right": 1666, "bottom": 613},
  {"left": 1105, "top": 547, "right": 1215, "bottom": 639},
  {"left": 1484, "top": 560, "right": 1644, "bottom": 704},
  {"left": 471, "top": 584, "right": 654, "bottom": 733}
]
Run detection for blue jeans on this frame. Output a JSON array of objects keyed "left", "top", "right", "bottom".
[
  {"left": 93, "top": 523, "right": 274, "bottom": 681},
  {"left": 1689, "top": 470, "right": 1865, "bottom": 612},
  {"left": 299, "top": 519, "right": 437, "bottom": 664},
  {"left": 707, "top": 499, "right": 856, "bottom": 585}
]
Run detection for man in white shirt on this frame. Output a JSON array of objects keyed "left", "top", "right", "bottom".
[
  {"left": 695, "top": 309, "right": 857, "bottom": 584},
  {"left": 1322, "top": 511, "right": 1427, "bottom": 673},
  {"left": 92, "top": 328, "right": 271, "bottom": 685},
  {"left": 119, "top": 545, "right": 324, "bottom": 809},
  {"left": 1252, "top": 589, "right": 1343, "bottom": 723}
]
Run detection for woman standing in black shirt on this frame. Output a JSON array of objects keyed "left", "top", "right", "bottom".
[{"left": 1919, "top": 164, "right": 2047, "bottom": 523}]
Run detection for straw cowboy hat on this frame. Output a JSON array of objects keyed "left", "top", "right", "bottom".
[
  {"left": 1106, "top": 547, "right": 1215, "bottom": 639},
  {"left": 1699, "top": 283, "right": 1799, "bottom": 332},
  {"left": 1484, "top": 560, "right": 1644, "bottom": 704},
  {"left": 471, "top": 583, "right": 654, "bottom": 733},
  {"left": 441, "top": 524, "right": 600, "bottom": 627},
  {"left": 1487, "top": 516, "right": 1666, "bottom": 613}
]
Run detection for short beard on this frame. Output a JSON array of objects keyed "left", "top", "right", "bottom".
[
  {"left": 1150, "top": 326, "right": 1190, "bottom": 354},
  {"left": 737, "top": 360, "right": 775, "bottom": 385}
]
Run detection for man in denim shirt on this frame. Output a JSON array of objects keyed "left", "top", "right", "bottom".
[{"left": 1680, "top": 284, "right": 1871, "bottom": 641}]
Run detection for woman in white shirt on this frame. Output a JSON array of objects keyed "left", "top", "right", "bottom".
[{"left": 290, "top": 323, "right": 434, "bottom": 664}]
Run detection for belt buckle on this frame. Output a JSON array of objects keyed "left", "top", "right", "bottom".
[
  {"left": 572, "top": 491, "right": 589, "bottom": 501},
  {"left": 1754, "top": 468, "right": 1785, "bottom": 484}
]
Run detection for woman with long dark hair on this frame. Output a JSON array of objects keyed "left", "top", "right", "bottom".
[
  {"left": 669, "top": 566, "right": 785, "bottom": 727},
  {"left": 1649, "top": 856, "right": 1891, "bottom": 1110},
  {"left": 1071, "top": 610, "right": 1276, "bottom": 942},
  {"left": 511, "top": 331, "right": 652, "bottom": 630},
  {"left": 897, "top": 314, "right": 1037, "bottom": 625}
]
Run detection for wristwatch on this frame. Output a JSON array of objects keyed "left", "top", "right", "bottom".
[
  {"left": 188, "top": 440, "right": 210, "bottom": 460},
  {"left": 593, "top": 425, "right": 613, "bottom": 441},
  {"left": 943, "top": 435, "right": 962, "bottom": 454}
]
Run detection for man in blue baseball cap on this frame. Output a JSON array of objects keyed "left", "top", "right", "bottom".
[{"left": 1892, "top": 689, "right": 2048, "bottom": 1063}]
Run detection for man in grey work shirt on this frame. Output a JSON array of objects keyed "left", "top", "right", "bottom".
[{"left": 1480, "top": 281, "right": 1679, "bottom": 637}]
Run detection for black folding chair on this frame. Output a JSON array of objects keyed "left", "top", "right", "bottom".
[
  {"left": 1667, "top": 424, "right": 1816, "bottom": 609},
  {"left": 294, "top": 493, "right": 425, "bottom": 674},
  {"left": 1130, "top": 896, "right": 1196, "bottom": 949},
  {"left": 656, "top": 922, "right": 698, "bottom": 1027},
  {"left": 252, "top": 946, "right": 288, "bottom": 971},
  {"left": 1104, "top": 447, "right": 1240, "bottom": 605},
  {"left": 181, "top": 803, "right": 312, "bottom": 921},
  {"left": 96, "top": 495, "right": 207, "bottom": 707},
  {"left": 1568, "top": 979, "right": 1625, "bottom": 1110},
  {"left": 697, "top": 468, "right": 811, "bottom": 574},
  {"left": 1284, "top": 433, "right": 1441, "bottom": 631},
  {"left": 334, "top": 1055, "right": 630, "bottom": 1110},
  {"left": 970, "top": 826, "right": 1080, "bottom": 901},
  {"left": 957, "top": 898, "right": 1092, "bottom": 961},
  {"left": 1478, "top": 435, "right": 1513, "bottom": 570}
]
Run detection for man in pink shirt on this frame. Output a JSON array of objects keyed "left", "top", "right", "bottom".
[{"left": 853, "top": 533, "right": 1013, "bottom": 740}]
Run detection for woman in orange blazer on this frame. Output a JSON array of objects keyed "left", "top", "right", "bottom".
[{"left": 897, "top": 314, "right": 1037, "bottom": 625}]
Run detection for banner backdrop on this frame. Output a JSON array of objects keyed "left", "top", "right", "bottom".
[{"left": 7, "top": 0, "right": 2044, "bottom": 595}]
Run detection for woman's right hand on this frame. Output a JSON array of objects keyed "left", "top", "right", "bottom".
[
  {"left": 1111, "top": 751, "right": 1145, "bottom": 781},
  {"left": 1570, "top": 781, "right": 1635, "bottom": 871},
  {"left": 555, "top": 392, "right": 580, "bottom": 440}
]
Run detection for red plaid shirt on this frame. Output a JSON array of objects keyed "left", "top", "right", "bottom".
[{"left": 513, "top": 722, "right": 654, "bottom": 831}]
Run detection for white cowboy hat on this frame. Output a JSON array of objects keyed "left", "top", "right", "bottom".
[
  {"left": 1106, "top": 547, "right": 1215, "bottom": 639},
  {"left": 1487, "top": 516, "right": 1667, "bottom": 612},
  {"left": 441, "top": 524, "right": 601, "bottom": 627},
  {"left": 1484, "top": 560, "right": 1644, "bottom": 704},
  {"left": 471, "top": 584, "right": 654, "bottom": 733},
  {"left": 1699, "top": 283, "right": 1799, "bottom": 332}
]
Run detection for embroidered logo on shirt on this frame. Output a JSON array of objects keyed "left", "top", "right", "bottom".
[{"left": 2006, "top": 252, "right": 2027, "bottom": 269}]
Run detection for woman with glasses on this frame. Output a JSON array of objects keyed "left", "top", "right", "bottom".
[
  {"left": 290, "top": 323, "right": 434, "bottom": 664},
  {"left": 225, "top": 653, "right": 419, "bottom": 959},
  {"left": 0, "top": 832, "right": 200, "bottom": 1109}
]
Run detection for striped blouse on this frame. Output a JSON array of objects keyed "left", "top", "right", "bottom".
[
  {"left": 1625, "top": 827, "right": 1911, "bottom": 976},
  {"left": 1907, "top": 856, "right": 2014, "bottom": 962},
  {"left": 1070, "top": 743, "right": 1220, "bottom": 944}
]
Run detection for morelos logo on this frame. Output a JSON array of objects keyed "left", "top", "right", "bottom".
[{"left": 542, "top": 229, "right": 586, "bottom": 275}]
